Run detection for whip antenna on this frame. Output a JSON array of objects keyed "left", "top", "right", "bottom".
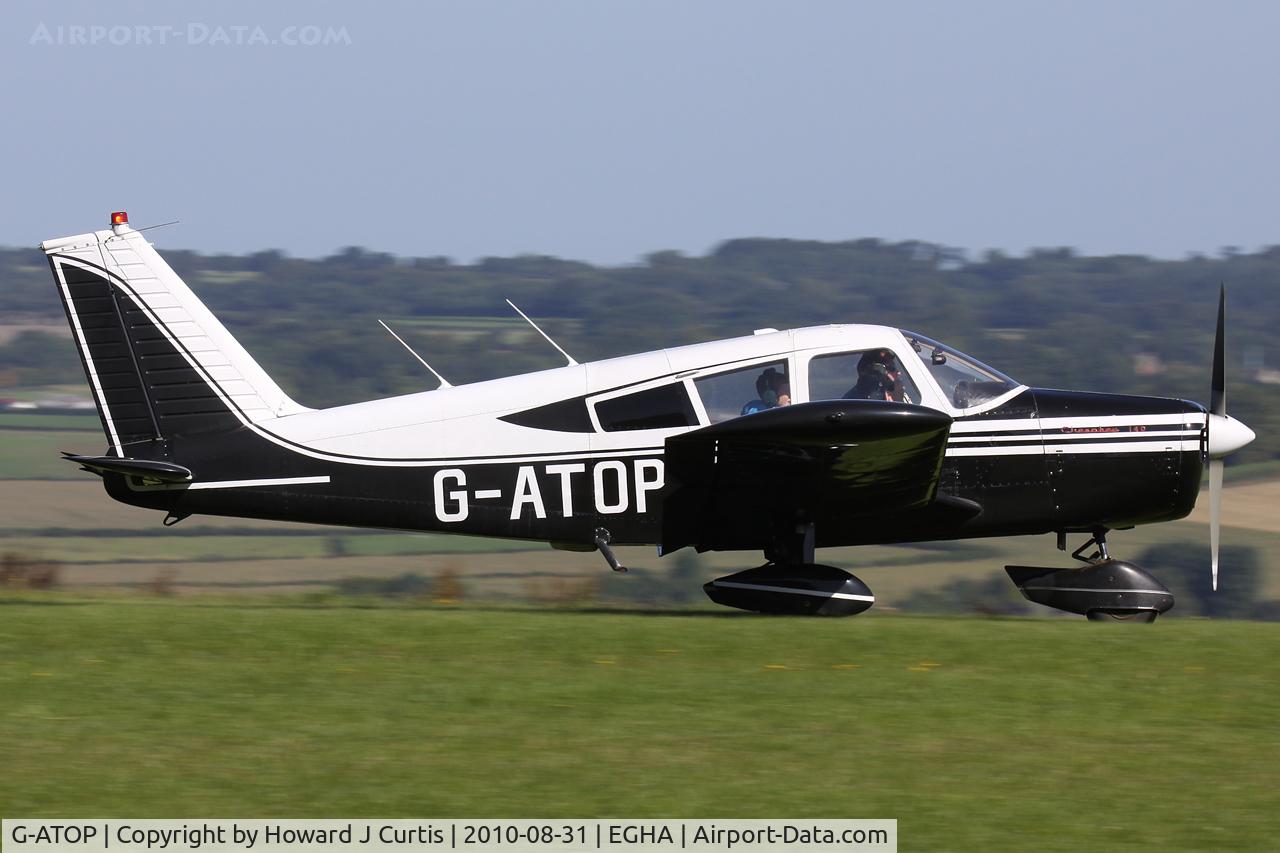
[
  {"left": 505, "top": 299, "right": 578, "bottom": 366},
  {"left": 378, "top": 319, "right": 452, "bottom": 389}
]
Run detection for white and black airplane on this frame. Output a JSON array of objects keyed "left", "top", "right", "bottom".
[{"left": 42, "top": 213, "right": 1257, "bottom": 620}]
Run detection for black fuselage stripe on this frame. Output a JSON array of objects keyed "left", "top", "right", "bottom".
[
  {"left": 949, "top": 434, "right": 1202, "bottom": 449},
  {"left": 953, "top": 425, "right": 1201, "bottom": 438},
  {"left": 951, "top": 428, "right": 1043, "bottom": 437}
]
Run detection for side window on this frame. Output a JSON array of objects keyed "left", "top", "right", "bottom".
[
  {"left": 810, "top": 349, "right": 919, "bottom": 404},
  {"left": 694, "top": 361, "right": 790, "bottom": 423},
  {"left": 594, "top": 383, "right": 698, "bottom": 432},
  {"left": 499, "top": 397, "right": 594, "bottom": 432}
]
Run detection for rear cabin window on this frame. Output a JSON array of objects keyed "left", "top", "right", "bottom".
[
  {"left": 694, "top": 361, "right": 789, "bottom": 423},
  {"left": 594, "top": 384, "right": 698, "bottom": 432}
]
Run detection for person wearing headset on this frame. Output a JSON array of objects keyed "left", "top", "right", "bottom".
[{"left": 741, "top": 367, "right": 792, "bottom": 415}]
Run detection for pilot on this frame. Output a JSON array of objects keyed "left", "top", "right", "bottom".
[
  {"left": 741, "top": 368, "right": 791, "bottom": 415},
  {"left": 845, "top": 349, "right": 910, "bottom": 403}
]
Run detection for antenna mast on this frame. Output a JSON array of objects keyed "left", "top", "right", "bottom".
[
  {"left": 378, "top": 319, "right": 452, "bottom": 389},
  {"left": 505, "top": 299, "right": 578, "bottom": 367}
]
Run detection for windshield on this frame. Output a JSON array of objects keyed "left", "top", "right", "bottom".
[{"left": 900, "top": 331, "right": 1019, "bottom": 409}]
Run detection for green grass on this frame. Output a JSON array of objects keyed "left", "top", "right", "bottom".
[{"left": 1, "top": 597, "right": 1275, "bottom": 850}]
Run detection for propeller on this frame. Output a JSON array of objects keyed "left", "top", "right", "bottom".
[{"left": 1205, "top": 286, "right": 1256, "bottom": 591}]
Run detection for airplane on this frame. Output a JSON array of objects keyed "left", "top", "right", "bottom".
[{"left": 40, "top": 212, "right": 1257, "bottom": 621}]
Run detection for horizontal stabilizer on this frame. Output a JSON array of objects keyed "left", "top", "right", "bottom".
[{"left": 61, "top": 453, "right": 193, "bottom": 483}]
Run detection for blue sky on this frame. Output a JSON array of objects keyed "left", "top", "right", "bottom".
[{"left": 5, "top": 0, "right": 1280, "bottom": 263}]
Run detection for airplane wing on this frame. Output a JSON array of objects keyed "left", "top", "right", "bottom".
[{"left": 661, "top": 400, "right": 965, "bottom": 553}]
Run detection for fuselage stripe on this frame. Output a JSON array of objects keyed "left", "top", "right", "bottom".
[
  {"left": 188, "top": 476, "right": 332, "bottom": 490},
  {"left": 946, "top": 442, "right": 1200, "bottom": 457},
  {"left": 953, "top": 415, "right": 1204, "bottom": 433},
  {"left": 708, "top": 580, "right": 875, "bottom": 602},
  {"left": 949, "top": 429, "right": 1201, "bottom": 446}
]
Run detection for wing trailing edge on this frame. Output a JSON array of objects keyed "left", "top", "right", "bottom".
[{"left": 661, "top": 400, "right": 961, "bottom": 553}]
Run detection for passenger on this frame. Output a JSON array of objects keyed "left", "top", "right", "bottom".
[
  {"left": 844, "top": 349, "right": 910, "bottom": 402},
  {"left": 741, "top": 368, "right": 789, "bottom": 415}
]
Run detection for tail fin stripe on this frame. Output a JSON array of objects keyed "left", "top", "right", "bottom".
[{"left": 50, "top": 257, "right": 125, "bottom": 454}]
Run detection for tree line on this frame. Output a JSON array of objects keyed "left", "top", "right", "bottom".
[{"left": 1, "top": 237, "right": 1276, "bottom": 463}]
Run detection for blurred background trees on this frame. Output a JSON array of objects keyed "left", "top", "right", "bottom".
[{"left": 3, "top": 237, "right": 1277, "bottom": 463}]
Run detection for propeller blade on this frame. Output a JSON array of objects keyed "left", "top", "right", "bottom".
[
  {"left": 1210, "top": 285, "right": 1226, "bottom": 417},
  {"left": 1208, "top": 285, "right": 1227, "bottom": 593},
  {"left": 1210, "top": 457, "right": 1222, "bottom": 591}
]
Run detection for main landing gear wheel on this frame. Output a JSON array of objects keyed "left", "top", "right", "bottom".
[
  {"left": 1086, "top": 609, "right": 1160, "bottom": 623},
  {"left": 703, "top": 564, "right": 875, "bottom": 616}
]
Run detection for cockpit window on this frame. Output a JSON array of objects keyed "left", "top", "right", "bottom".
[
  {"left": 901, "top": 331, "right": 1018, "bottom": 409},
  {"left": 810, "top": 349, "right": 919, "bottom": 404}
]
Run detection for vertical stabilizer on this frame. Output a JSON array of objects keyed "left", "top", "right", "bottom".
[{"left": 41, "top": 215, "right": 309, "bottom": 456}]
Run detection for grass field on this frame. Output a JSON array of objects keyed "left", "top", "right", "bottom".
[{"left": 1, "top": 598, "right": 1276, "bottom": 850}]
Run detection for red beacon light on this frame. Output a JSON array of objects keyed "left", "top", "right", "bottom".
[{"left": 110, "top": 211, "right": 128, "bottom": 226}]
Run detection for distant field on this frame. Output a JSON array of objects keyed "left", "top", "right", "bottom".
[
  {"left": 1, "top": 532, "right": 535, "bottom": 565},
  {"left": 0, "top": 429, "right": 103, "bottom": 479},
  {"left": 391, "top": 315, "right": 581, "bottom": 332},
  {"left": 0, "top": 599, "right": 1275, "bottom": 851},
  {"left": 2, "top": 477, "right": 1279, "bottom": 602},
  {"left": 1185, "top": 478, "right": 1280, "bottom": 533},
  {"left": 0, "top": 412, "right": 99, "bottom": 431},
  {"left": 0, "top": 322, "right": 70, "bottom": 344},
  {"left": 0, "top": 481, "right": 302, "bottom": 529}
]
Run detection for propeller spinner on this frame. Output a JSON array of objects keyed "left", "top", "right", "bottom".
[{"left": 1206, "top": 286, "right": 1256, "bottom": 590}]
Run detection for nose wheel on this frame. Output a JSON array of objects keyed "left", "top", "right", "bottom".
[
  {"left": 1008, "top": 530, "right": 1173, "bottom": 622},
  {"left": 1086, "top": 609, "right": 1159, "bottom": 623}
]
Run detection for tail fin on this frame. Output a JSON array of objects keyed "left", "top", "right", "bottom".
[{"left": 41, "top": 214, "right": 308, "bottom": 456}]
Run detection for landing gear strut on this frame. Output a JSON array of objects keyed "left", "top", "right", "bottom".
[
  {"left": 1069, "top": 529, "right": 1111, "bottom": 563},
  {"left": 1006, "top": 529, "right": 1174, "bottom": 622},
  {"left": 764, "top": 521, "right": 816, "bottom": 565}
]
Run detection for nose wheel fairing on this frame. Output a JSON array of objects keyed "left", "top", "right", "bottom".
[{"left": 1006, "top": 560, "right": 1174, "bottom": 619}]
